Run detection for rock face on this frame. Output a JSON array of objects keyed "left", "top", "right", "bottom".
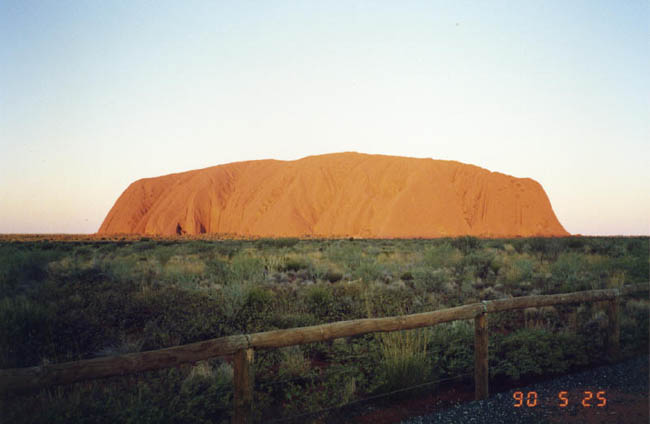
[{"left": 98, "top": 152, "right": 569, "bottom": 238}]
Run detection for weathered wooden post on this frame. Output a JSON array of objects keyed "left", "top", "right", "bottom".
[
  {"left": 606, "top": 297, "right": 620, "bottom": 362},
  {"left": 474, "top": 309, "right": 489, "bottom": 400},
  {"left": 233, "top": 348, "right": 255, "bottom": 424}
]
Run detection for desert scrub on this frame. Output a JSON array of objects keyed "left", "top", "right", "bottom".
[
  {"left": 278, "top": 346, "right": 311, "bottom": 378},
  {"left": 260, "top": 254, "right": 285, "bottom": 273},
  {"left": 412, "top": 266, "right": 452, "bottom": 293},
  {"left": 490, "top": 329, "right": 589, "bottom": 381},
  {"left": 0, "top": 245, "right": 63, "bottom": 295},
  {"left": 95, "top": 333, "right": 145, "bottom": 357},
  {"left": 304, "top": 284, "right": 334, "bottom": 319},
  {"left": 420, "top": 242, "right": 462, "bottom": 269},
  {"left": 178, "top": 361, "right": 233, "bottom": 423},
  {"left": 323, "top": 269, "right": 343, "bottom": 283},
  {"left": 326, "top": 241, "right": 364, "bottom": 270},
  {"left": 377, "top": 249, "right": 418, "bottom": 269},
  {"left": 376, "top": 328, "right": 434, "bottom": 393},
  {"left": 267, "top": 311, "right": 318, "bottom": 330},
  {"left": 151, "top": 245, "right": 178, "bottom": 266},
  {"left": 254, "top": 237, "right": 299, "bottom": 249},
  {"left": 620, "top": 298, "right": 650, "bottom": 355},
  {"left": 460, "top": 248, "right": 498, "bottom": 281},
  {"left": 0, "top": 296, "right": 53, "bottom": 368},
  {"left": 218, "top": 282, "right": 248, "bottom": 325},
  {"left": 428, "top": 320, "right": 474, "bottom": 378},
  {"left": 99, "top": 254, "right": 141, "bottom": 283},
  {"left": 210, "top": 240, "right": 242, "bottom": 259},
  {"left": 352, "top": 258, "right": 385, "bottom": 283},
  {"left": 233, "top": 285, "right": 276, "bottom": 332},
  {"left": 229, "top": 252, "right": 265, "bottom": 283},
  {"left": 581, "top": 254, "right": 615, "bottom": 289},
  {"left": 607, "top": 269, "right": 626, "bottom": 289},
  {"left": 204, "top": 256, "right": 231, "bottom": 283},
  {"left": 551, "top": 252, "right": 590, "bottom": 291},
  {"left": 163, "top": 254, "right": 205, "bottom": 281},
  {"left": 451, "top": 235, "right": 482, "bottom": 254},
  {"left": 279, "top": 254, "right": 314, "bottom": 274},
  {"left": 2, "top": 237, "right": 649, "bottom": 423},
  {"left": 272, "top": 364, "right": 362, "bottom": 418},
  {"left": 325, "top": 281, "right": 367, "bottom": 320},
  {"left": 244, "top": 286, "right": 274, "bottom": 312},
  {"left": 3, "top": 365, "right": 233, "bottom": 424},
  {"left": 500, "top": 254, "right": 535, "bottom": 288},
  {"left": 362, "top": 283, "right": 422, "bottom": 317}
]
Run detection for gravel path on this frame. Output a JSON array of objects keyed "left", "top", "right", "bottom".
[{"left": 401, "top": 355, "right": 649, "bottom": 424}]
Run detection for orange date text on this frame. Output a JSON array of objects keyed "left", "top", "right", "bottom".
[{"left": 512, "top": 391, "right": 606, "bottom": 408}]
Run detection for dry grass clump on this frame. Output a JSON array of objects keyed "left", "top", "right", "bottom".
[
  {"left": 377, "top": 328, "right": 432, "bottom": 392},
  {"left": 279, "top": 346, "right": 310, "bottom": 377}
]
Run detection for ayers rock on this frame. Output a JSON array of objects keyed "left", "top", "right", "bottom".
[{"left": 98, "top": 152, "right": 569, "bottom": 238}]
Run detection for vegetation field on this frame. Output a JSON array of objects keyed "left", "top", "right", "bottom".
[{"left": 1, "top": 236, "right": 648, "bottom": 423}]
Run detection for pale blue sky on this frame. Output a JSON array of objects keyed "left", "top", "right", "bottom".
[{"left": 1, "top": 1, "right": 648, "bottom": 235}]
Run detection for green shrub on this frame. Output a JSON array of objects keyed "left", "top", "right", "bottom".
[
  {"left": 281, "top": 256, "right": 312, "bottom": 272},
  {"left": 352, "top": 260, "right": 383, "bottom": 283},
  {"left": 502, "top": 257, "right": 534, "bottom": 286},
  {"left": 329, "top": 283, "right": 366, "bottom": 319},
  {"left": 324, "top": 270, "right": 343, "bottom": 283},
  {"left": 204, "top": 257, "right": 231, "bottom": 283},
  {"left": 566, "top": 237, "right": 585, "bottom": 250},
  {"left": 132, "top": 240, "right": 157, "bottom": 252},
  {"left": 620, "top": 299, "right": 650, "bottom": 355},
  {"left": 6, "top": 364, "right": 234, "bottom": 424},
  {"left": 101, "top": 255, "right": 140, "bottom": 282},
  {"left": 279, "top": 346, "right": 310, "bottom": 378},
  {"left": 0, "top": 246, "right": 63, "bottom": 294},
  {"left": 400, "top": 271, "right": 414, "bottom": 281},
  {"left": 178, "top": 362, "right": 233, "bottom": 423},
  {"left": 255, "top": 238, "right": 299, "bottom": 249},
  {"left": 219, "top": 283, "right": 247, "bottom": 323},
  {"left": 421, "top": 242, "right": 461, "bottom": 269},
  {"left": 153, "top": 245, "right": 177, "bottom": 266},
  {"left": 213, "top": 242, "right": 241, "bottom": 259},
  {"left": 613, "top": 254, "right": 649, "bottom": 283},
  {"left": 268, "top": 312, "right": 318, "bottom": 329},
  {"left": 452, "top": 236, "right": 481, "bottom": 254},
  {"left": 528, "top": 237, "right": 563, "bottom": 261},
  {"left": 274, "top": 363, "right": 361, "bottom": 417},
  {"left": 490, "top": 329, "right": 589, "bottom": 381},
  {"left": 551, "top": 252, "right": 589, "bottom": 291},
  {"left": 182, "top": 241, "right": 216, "bottom": 256},
  {"left": 237, "top": 286, "right": 275, "bottom": 331},
  {"left": 412, "top": 267, "right": 449, "bottom": 292},
  {"left": 461, "top": 249, "right": 497, "bottom": 280},
  {"left": 0, "top": 296, "right": 52, "bottom": 367},
  {"left": 326, "top": 242, "right": 363, "bottom": 269},
  {"left": 305, "top": 285, "right": 334, "bottom": 318},
  {"left": 429, "top": 320, "right": 474, "bottom": 377},
  {"left": 244, "top": 286, "right": 274, "bottom": 312},
  {"left": 230, "top": 254, "right": 264, "bottom": 283}
]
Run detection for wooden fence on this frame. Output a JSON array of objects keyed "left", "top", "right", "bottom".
[{"left": 1, "top": 284, "right": 647, "bottom": 423}]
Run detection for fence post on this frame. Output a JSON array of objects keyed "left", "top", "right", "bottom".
[
  {"left": 233, "top": 348, "right": 255, "bottom": 424},
  {"left": 474, "top": 311, "right": 489, "bottom": 400},
  {"left": 606, "top": 297, "right": 620, "bottom": 362}
]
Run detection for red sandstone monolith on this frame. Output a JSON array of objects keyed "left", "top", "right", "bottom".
[{"left": 98, "top": 152, "right": 569, "bottom": 238}]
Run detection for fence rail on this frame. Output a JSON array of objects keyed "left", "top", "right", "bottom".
[{"left": 1, "top": 283, "right": 648, "bottom": 423}]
